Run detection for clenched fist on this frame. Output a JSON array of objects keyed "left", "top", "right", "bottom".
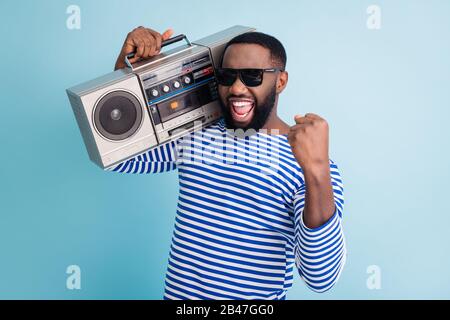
[
  {"left": 287, "top": 113, "right": 330, "bottom": 170},
  {"left": 114, "top": 26, "right": 173, "bottom": 70}
]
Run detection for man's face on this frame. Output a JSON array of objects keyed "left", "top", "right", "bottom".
[{"left": 218, "top": 43, "right": 279, "bottom": 131}]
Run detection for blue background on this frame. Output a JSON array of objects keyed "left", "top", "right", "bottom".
[{"left": 1, "top": 0, "right": 449, "bottom": 299}]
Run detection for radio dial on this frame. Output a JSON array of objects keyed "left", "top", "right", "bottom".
[
  {"left": 163, "top": 85, "right": 170, "bottom": 93},
  {"left": 183, "top": 76, "right": 191, "bottom": 85},
  {"left": 173, "top": 81, "right": 181, "bottom": 89},
  {"left": 151, "top": 89, "right": 159, "bottom": 97}
]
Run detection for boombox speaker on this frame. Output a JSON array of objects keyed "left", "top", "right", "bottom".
[{"left": 66, "top": 25, "right": 255, "bottom": 169}]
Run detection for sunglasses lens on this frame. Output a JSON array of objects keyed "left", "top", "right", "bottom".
[
  {"left": 216, "top": 69, "right": 265, "bottom": 87},
  {"left": 216, "top": 69, "right": 236, "bottom": 86},
  {"left": 241, "top": 69, "right": 263, "bottom": 87}
]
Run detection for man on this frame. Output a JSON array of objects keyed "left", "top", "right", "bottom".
[{"left": 111, "top": 26, "right": 346, "bottom": 300}]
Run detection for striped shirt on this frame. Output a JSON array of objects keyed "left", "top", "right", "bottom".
[{"left": 108, "top": 118, "right": 346, "bottom": 300}]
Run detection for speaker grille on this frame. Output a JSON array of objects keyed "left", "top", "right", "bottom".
[{"left": 94, "top": 91, "right": 143, "bottom": 141}]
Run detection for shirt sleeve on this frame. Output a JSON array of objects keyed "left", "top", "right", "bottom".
[
  {"left": 105, "top": 139, "right": 180, "bottom": 174},
  {"left": 293, "top": 159, "right": 347, "bottom": 293}
]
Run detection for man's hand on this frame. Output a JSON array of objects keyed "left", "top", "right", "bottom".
[
  {"left": 287, "top": 113, "right": 330, "bottom": 170},
  {"left": 114, "top": 26, "right": 173, "bottom": 70},
  {"left": 288, "top": 113, "right": 335, "bottom": 229}
]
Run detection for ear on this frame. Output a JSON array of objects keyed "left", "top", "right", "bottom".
[{"left": 276, "top": 70, "right": 288, "bottom": 94}]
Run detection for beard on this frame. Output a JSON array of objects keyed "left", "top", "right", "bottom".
[{"left": 219, "top": 85, "right": 277, "bottom": 132}]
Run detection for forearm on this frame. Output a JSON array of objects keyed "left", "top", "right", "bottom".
[
  {"left": 302, "top": 163, "right": 335, "bottom": 229},
  {"left": 293, "top": 159, "right": 346, "bottom": 292},
  {"left": 114, "top": 52, "right": 127, "bottom": 71},
  {"left": 105, "top": 140, "right": 180, "bottom": 174},
  {"left": 295, "top": 210, "right": 346, "bottom": 293},
  {"left": 107, "top": 158, "right": 177, "bottom": 174}
]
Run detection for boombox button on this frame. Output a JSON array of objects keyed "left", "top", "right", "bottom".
[
  {"left": 173, "top": 81, "right": 181, "bottom": 89},
  {"left": 162, "top": 85, "right": 170, "bottom": 93},
  {"left": 183, "top": 76, "right": 191, "bottom": 84},
  {"left": 151, "top": 89, "right": 159, "bottom": 97}
]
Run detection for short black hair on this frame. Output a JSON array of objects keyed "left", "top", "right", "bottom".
[{"left": 221, "top": 31, "right": 287, "bottom": 70}]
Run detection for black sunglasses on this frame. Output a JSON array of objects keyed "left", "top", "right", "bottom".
[{"left": 215, "top": 68, "right": 283, "bottom": 87}]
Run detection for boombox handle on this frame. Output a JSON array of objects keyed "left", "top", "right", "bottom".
[{"left": 124, "top": 34, "right": 192, "bottom": 69}]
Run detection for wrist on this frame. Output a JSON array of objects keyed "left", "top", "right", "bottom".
[
  {"left": 115, "top": 60, "right": 125, "bottom": 70},
  {"left": 114, "top": 52, "right": 127, "bottom": 70},
  {"left": 302, "top": 162, "right": 330, "bottom": 184}
]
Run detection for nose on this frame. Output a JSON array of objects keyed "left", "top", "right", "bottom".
[{"left": 229, "top": 76, "right": 248, "bottom": 96}]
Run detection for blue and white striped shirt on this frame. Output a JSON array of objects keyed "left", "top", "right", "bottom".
[{"left": 108, "top": 118, "right": 346, "bottom": 300}]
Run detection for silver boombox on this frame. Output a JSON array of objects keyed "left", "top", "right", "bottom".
[{"left": 66, "top": 25, "right": 255, "bottom": 169}]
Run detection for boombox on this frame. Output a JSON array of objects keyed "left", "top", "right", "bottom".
[{"left": 66, "top": 25, "right": 255, "bottom": 169}]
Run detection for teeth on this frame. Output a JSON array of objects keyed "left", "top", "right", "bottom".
[
  {"left": 232, "top": 101, "right": 253, "bottom": 107},
  {"left": 230, "top": 100, "right": 254, "bottom": 119}
]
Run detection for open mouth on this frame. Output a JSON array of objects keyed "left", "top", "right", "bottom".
[{"left": 228, "top": 98, "right": 255, "bottom": 122}]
